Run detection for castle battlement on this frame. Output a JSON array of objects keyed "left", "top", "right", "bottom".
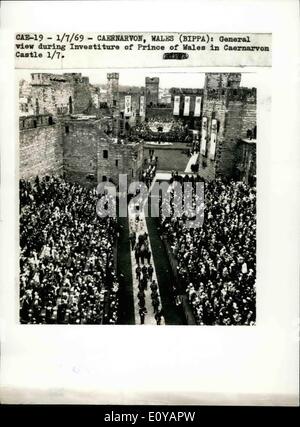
[{"left": 170, "top": 88, "right": 203, "bottom": 96}]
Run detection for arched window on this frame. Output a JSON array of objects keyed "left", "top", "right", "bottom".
[
  {"left": 65, "top": 125, "right": 69, "bottom": 134},
  {"left": 48, "top": 116, "right": 53, "bottom": 125}
]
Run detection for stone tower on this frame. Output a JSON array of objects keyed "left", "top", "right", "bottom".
[
  {"left": 145, "top": 77, "right": 159, "bottom": 107},
  {"left": 199, "top": 72, "right": 256, "bottom": 181},
  {"left": 204, "top": 73, "right": 241, "bottom": 91},
  {"left": 30, "top": 73, "right": 52, "bottom": 115},
  {"left": 107, "top": 73, "right": 119, "bottom": 108},
  {"left": 106, "top": 73, "right": 120, "bottom": 137}
]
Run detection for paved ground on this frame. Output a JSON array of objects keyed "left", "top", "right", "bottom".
[
  {"left": 117, "top": 216, "right": 135, "bottom": 325},
  {"left": 146, "top": 213, "right": 187, "bottom": 325},
  {"left": 128, "top": 202, "right": 165, "bottom": 325},
  {"left": 144, "top": 147, "right": 191, "bottom": 172}
]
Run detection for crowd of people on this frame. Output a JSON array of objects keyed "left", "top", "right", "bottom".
[
  {"left": 159, "top": 174, "right": 256, "bottom": 325},
  {"left": 20, "top": 176, "right": 120, "bottom": 324},
  {"left": 19, "top": 166, "right": 256, "bottom": 326},
  {"left": 132, "top": 119, "right": 187, "bottom": 142}
]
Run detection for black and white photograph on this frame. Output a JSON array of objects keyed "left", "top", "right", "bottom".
[
  {"left": 19, "top": 70, "right": 257, "bottom": 326},
  {"left": 1, "top": 0, "right": 299, "bottom": 408}
]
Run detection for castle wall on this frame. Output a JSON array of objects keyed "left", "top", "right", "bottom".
[
  {"left": 204, "top": 73, "right": 241, "bottom": 90},
  {"left": 198, "top": 86, "right": 256, "bottom": 180},
  {"left": 236, "top": 141, "right": 256, "bottom": 185},
  {"left": 63, "top": 119, "right": 144, "bottom": 188},
  {"left": 30, "top": 75, "right": 73, "bottom": 116},
  {"left": 26, "top": 73, "right": 94, "bottom": 118},
  {"left": 241, "top": 102, "right": 256, "bottom": 137},
  {"left": 19, "top": 117, "right": 63, "bottom": 180},
  {"left": 73, "top": 80, "right": 93, "bottom": 114},
  {"left": 63, "top": 120, "right": 98, "bottom": 187},
  {"left": 218, "top": 89, "right": 256, "bottom": 178},
  {"left": 107, "top": 73, "right": 119, "bottom": 108},
  {"left": 145, "top": 77, "right": 159, "bottom": 107},
  {"left": 198, "top": 93, "right": 227, "bottom": 180},
  {"left": 118, "top": 92, "right": 142, "bottom": 131},
  {"left": 218, "top": 101, "right": 244, "bottom": 177},
  {"left": 97, "top": 140, "right": 144, "bottom": 186}
]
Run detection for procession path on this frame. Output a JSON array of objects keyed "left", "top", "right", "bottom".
[
  {"left": 128, "top": 202, "right": 165, "bottom": 325},
  {"left": 145, "top": 213, "right": 187, "bottom": 325},
  {"left": 123, "top": 152, "right": 198, "bottom": 325}
]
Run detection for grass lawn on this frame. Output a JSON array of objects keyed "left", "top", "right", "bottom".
[
  {"left": 146, "top": 147, "right": 190, "bottom": 172},
  {"left": 145, "top": 144, "right": 189, "bottom": 172}
]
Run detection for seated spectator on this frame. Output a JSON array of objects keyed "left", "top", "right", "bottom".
[
  {"left": 19, "top": 176, "right": 120, "bottom": 325},
  {"left": 159, "top": 176, "right": 256, "bottom": 325}
]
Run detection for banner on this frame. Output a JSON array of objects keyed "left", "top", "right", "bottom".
[
  {"left": 209, "top": 118, "right": 218, "bottom": 160},
  {"left": 211, "top": 118, "right": 218, "bottom": 133},
  {"left": 194, "top": 96, "right": 202, "bottom": 117},
  {"left": 173, "top": 95, "right": 180, "bottom": 115},
  {"left": 200, "top": 117, "right": 208, "bottom": 155},
  {"left": 183, "top": 96, "right": 190, "bottom": 116},
  {"left": 124, "top": 95, "right": 131, "bottom": 117},
  {"left": 139, "top": 95, "right": 145, "bottom": 117}
]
